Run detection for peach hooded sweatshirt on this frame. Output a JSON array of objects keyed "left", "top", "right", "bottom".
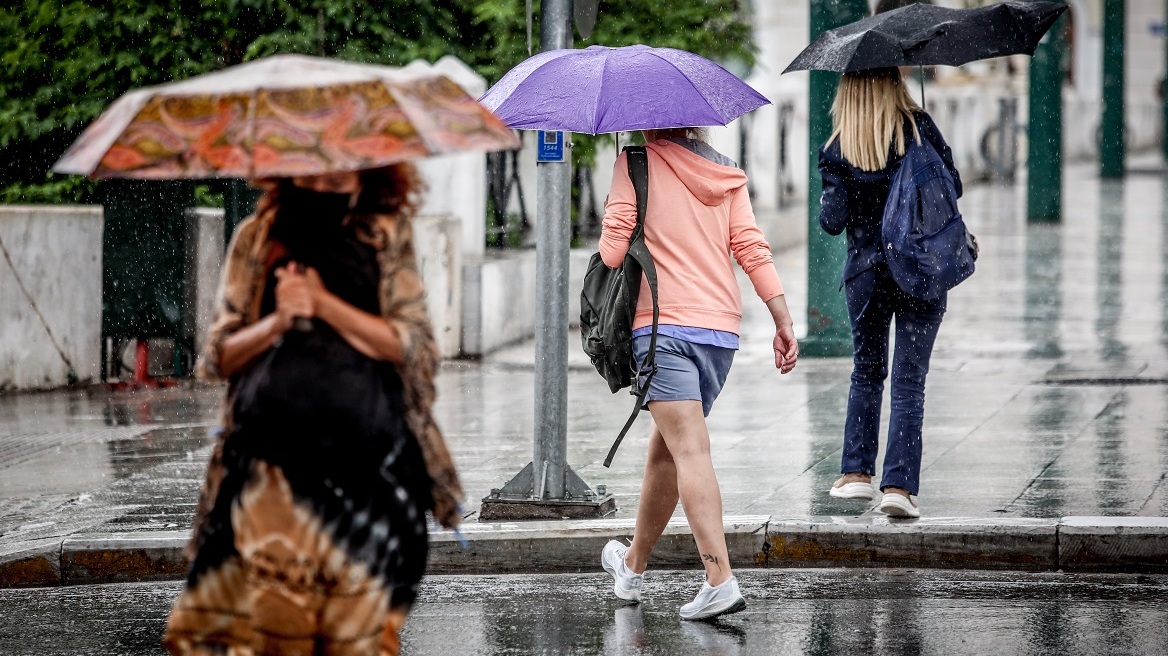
[{"left": 600, "top": 139, "right": 784, "bottom": 335}]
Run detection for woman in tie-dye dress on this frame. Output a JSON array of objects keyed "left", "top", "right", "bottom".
[{"left": 164, "top": 164, "right": 463, "bottom": 656}]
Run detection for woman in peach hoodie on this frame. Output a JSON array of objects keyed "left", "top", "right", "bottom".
[{"left": 598, "top": 128, "right": 798, "bottom": 620}]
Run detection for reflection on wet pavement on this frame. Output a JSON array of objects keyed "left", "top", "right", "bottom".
[{"left": 1, "top": 570, "right": 1166, "bottom": 655}]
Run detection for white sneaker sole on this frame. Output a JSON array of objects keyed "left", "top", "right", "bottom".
[
  {"left": 828, "top": 482, "right": 876, "bottom": 500},
  {"left": 680, "top": 595, "right": 746, "bottom": 621},
  {"left": 878, "top": 493, "right": 920, "bottom": 518}
]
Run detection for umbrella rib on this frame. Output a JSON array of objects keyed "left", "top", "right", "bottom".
[
  {"left": 643, "top": 51, "right": 725, "bottom": 128},
  {"left": 591, "top": 51, "right": 610, "bottom": 135}
]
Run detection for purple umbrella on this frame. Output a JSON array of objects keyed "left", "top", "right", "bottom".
[{"left": 480, "top": 45, "right": 769, "bottom": 135}]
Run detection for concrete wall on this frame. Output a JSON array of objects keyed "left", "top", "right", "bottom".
[
  {"left": 0, "top": 206, "right": 103, "bottom": 391},
  {"left": 461, "top": 248, "right": 592, "bottom": 357},
  {"left": 412, "top": 215, "right": 462, "bottom": 358},
  {"left": 183, "top": 208, "right": 225, "bottom": 359},
  {"left": 408, "top": 56, "right": 491, "bottom": 260}
]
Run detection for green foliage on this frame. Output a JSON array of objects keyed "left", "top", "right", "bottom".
[{"left": 1, "top": 0, "right": 755, "bottom": 204}]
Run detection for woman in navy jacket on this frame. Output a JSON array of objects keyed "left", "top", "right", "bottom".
[{"left": 818, "top": 67, "right": 961, "bottom": 518}]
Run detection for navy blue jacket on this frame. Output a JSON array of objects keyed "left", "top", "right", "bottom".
[{"left": 818, "top": 111, "right": 961, "bottom": 287}]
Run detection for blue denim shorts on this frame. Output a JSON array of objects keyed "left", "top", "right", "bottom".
[{"left": 631, "top": 335, "right": 735, "bottom": 417}]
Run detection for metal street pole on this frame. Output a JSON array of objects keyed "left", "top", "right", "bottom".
[
  {"left": 1164, "top": 0, "right": 1167, "bottom": 162},
  {"left": 481, "top": 0, "right": 614, "bottom": 520},
  {"left": 803, "top": 0, "right": 869, "bottom": 358},
  {"left": 1027, "top": 6, "right": 1066, "bottom": 223},
  {"left": 1100, "top": 0, "right": 1125, "bottom": 178}
]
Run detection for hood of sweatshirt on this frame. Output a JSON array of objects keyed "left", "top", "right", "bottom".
[{"left": 644, "top": 140, "right": 748, "bottom": 207}]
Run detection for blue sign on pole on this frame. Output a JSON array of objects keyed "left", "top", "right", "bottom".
[{"left": 537, "top": 130, "right": 565, "bottom": 162}]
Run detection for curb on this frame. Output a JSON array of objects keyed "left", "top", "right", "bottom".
[{"left": 2, "top": 516, "right": 1167, "bottom": 588}]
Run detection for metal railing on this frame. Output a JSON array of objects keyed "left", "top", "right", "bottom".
[{"left": 485, "top": 149, "right": 530, "bottom": 248}]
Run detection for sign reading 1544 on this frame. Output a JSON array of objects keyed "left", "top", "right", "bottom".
[{"left": 537, "top": 131, "right": 565, "bottom": 162}]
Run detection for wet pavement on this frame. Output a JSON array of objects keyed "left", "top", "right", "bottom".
[
  {"left": 1, "top": 569, "right": 1166, "bottom": 655},
  {"left": 2, "top": 158, "right": 1168, "bottom": 580}
]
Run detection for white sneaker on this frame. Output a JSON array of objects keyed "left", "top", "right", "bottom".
[
  {"left": 828, "top": 480, "right": 877, "bottom": 500},
  {"left": 679, "top": 576, "right": 746, "bottom": 621},
  {"left": 878, "top": 492, "right": 921, "bottom": 518},
  {"left": 601, "top": 540, "right": 643, "bottom": 603}
]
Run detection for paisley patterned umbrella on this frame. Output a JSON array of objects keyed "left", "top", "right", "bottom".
[{"left": 53, "top": 54, "right": 520, "bottom": 179}]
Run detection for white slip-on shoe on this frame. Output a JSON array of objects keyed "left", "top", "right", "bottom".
[
  {"left": 828, "top": 481, "right": 877, "bottom": 500},
  {"left": 679, "top": 576, "right": 746, "bottom": 621},
  {"left": 601, "top": 540, "right": 643, "bottom": 603},
  {"left": 877, "top": 492, "right": 921, "bottom": 518}
]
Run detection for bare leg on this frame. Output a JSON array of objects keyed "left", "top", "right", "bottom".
[
  {"left": 833, "top": 472, "right": 873, "bottom": 487},
  {"left": 625, "top": 420, "right": 679, "bottom": 574},
  {"left": 646, "top": 400, "right": 731, "bottom": 586},
  {"left": 884, "top": 486, "right": 912, "bottom": 499}
]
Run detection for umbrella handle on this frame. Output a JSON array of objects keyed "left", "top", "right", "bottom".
[{"left": 293, "top": 317, "right": 314, "bottom": 333}]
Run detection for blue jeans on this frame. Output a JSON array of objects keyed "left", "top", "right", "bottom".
[{"left": 842, "top": 266, "right": 945, "bottom": 495}]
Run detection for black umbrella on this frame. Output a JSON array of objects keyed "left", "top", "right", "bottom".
[{"left": 783, "top": 1, "right": 1067, "bottom": 74}]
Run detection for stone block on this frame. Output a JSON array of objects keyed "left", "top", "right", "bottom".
[
  {"left": 0, "top": 538, "right": 62, "bottom": 587},
  {"left": 1059, "top": 516, "right": 1168, "bottom": 572},
  {"left": 759, "top": 516, "right": 1059, "bottom": 570},
  {"left": 61, "top": 532, "right": 188, "bottom": 585},
  {"left": 427, "top": 515, "right": 769, "bottom": 575}
]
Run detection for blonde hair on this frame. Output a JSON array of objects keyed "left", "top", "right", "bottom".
[{"left": 827, "top": 68, "right": 921, "bottom": 172}]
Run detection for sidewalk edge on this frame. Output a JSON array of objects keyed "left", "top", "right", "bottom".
[{"left": 2, "top": 516, "right": 1166, "bottom": 588}]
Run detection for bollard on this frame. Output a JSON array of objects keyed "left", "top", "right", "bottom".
[{"left": 134, "top": 340, "right": 150, "bottom": 383}]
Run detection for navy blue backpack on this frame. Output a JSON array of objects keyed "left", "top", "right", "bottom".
[{"left": 881, "top": 136, "right": 976, "bottom": 300}]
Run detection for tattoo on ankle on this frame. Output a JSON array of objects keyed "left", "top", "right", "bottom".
[{"left": 702, "top": 553, "right": 721, "bottom": 569}]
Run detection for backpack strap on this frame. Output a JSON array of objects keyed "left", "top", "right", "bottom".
[{"left": 604, "top": 146, "right": 659, "bottom": 468}]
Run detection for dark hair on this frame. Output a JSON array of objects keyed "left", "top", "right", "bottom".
[
  {"left": 643, "top": 127, "right": 708, "bottom": 143},
  {"left": 353, "top": 163, "right": 426, "bottom": 219}
]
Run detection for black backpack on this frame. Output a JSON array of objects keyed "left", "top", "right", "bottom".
[{"left": 579, "top": 146, "right": 659, "bottom": 467}]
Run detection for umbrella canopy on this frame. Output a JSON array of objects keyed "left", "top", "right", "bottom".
[
  {"left": 783, "top": 1, "right": 1067, "bottom": 74},
  {"left": 480, "top": 45, "right": 769, "bottom": 135},
  {"left": 53, "top": 54, "right": 520, "bottom": 179}
]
